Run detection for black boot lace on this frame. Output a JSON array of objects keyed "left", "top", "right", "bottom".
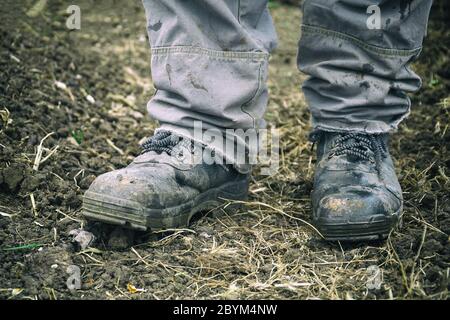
[
  {"left": 140, "top": 130, "right": 183, "bottom": 156},
  {"left": 310, "top": 131, "right": 388, "bottom": 173}
]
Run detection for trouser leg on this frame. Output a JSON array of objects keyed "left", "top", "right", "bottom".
[
  {"left": 142, "top": 0, "right": 277, "bottom": 172},
  {"left": 298, "top": 0, "right": 433, "bottom": 133}
]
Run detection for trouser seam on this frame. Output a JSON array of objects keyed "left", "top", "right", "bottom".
[
  {"left": 237, "top": 0, "right": 241, "bottom": 23},
  {"left": 301, "top": 24, "right": 422, "bottom": 57},
  {"left": 311, "top": 115, "right": 409, "bottom": 134},
  {"left": 151, "top": 46, "right": 269, "bottom": 61},
  {"left": 240, "top": 62, "right": 264, "bottom": 128}
]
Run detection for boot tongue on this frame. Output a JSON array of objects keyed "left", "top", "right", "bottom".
[
  {"left": 133, "top": 146, "right": 199, "bottom": 170},
  {"left": 133, "top": 150, "right": 174, "bottom": 163}
]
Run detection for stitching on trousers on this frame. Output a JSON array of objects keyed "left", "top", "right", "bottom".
[
  {"left": 151, "top": 46, "right": 269, "bottom": 61},
  {"left": 237, "top": 0, "right": 241, "bottom": 24},
  {"left": 240, "top": 61, "right": 264, "bottom": 128},
  {"left": 301, "top": 24, "right": 422, "bottom": 57}
]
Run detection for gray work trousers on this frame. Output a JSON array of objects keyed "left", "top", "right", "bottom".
[{"left": 142, "top": 0, "right": 432, "bottom": 172}]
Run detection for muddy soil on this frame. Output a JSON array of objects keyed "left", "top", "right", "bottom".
[{"left": 0, "top": 0, "right": 448, "bottom": 299}]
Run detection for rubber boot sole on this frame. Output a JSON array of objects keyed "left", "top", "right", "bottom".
[
  {"left": 313, "top": 207, "right": 401, "bottom": 241},
  {"left": 82, "top": 178, "right": 249, "bottom": 231}
]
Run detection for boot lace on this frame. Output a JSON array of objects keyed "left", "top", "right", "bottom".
[
  {"left": 140, "top": 130, "right": 222, "bottom": 167},
  {"left": 140, "top": 130, "right": 184, "bottom": 156},
  {"left": 310, "top": 131, "right": 388, "bottom": 173}
]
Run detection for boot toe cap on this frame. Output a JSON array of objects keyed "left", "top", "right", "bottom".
[
  {"left": 314, "top": 187, "right": 401, "bottom": 224},
  {"left": 85, "top": 164, "right": 197, "bottom": 209}
]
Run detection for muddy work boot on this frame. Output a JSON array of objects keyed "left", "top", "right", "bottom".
[
  {"left": 310, "top": 131, "right": 402, "bottom": 241},
  {"left": 83, "top": 130, "right": 249, "bottom": 231}
]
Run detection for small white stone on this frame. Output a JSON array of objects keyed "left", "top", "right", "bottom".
[
  {"left": 199, "top": 232, "right": 211, "bottom": 239},
  {"left": 54, "top": 81, "right": 67, "bottom": 90},
  {"left": 69, "top": 229, "right": 95, "bottom": 250},
  {"left": 86, "top": 95, "right": 96, "bottom": 105}
]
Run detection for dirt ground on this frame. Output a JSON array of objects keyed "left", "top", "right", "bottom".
[{"left": 0, "top": 0, "right": 449, "bottom": 300}]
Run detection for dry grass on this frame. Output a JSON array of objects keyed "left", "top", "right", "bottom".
[{"left": 0, "top": 1, "right": 448, "bottom": 300}]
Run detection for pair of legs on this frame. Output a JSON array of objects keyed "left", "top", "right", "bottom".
[{"left": 83, "top": 0, "right": 433, "bottom": 241}]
